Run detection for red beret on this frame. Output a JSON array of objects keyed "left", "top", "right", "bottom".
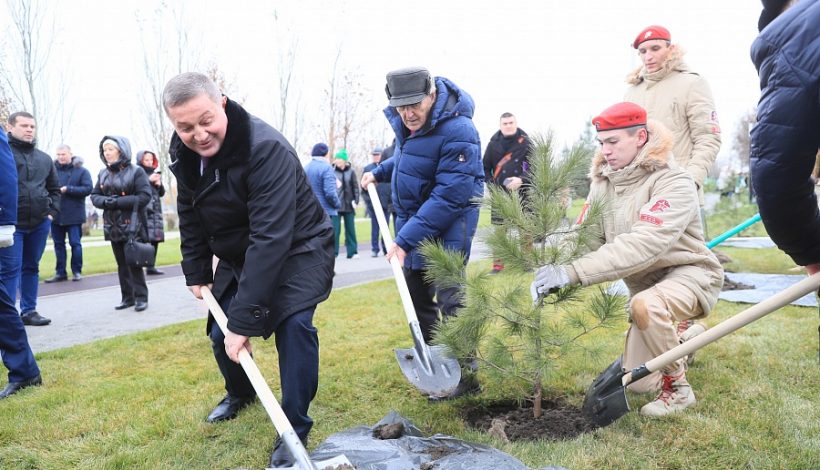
[
  {"left": 633, "top": 25, "right": 671, "bottom": 49},
  {"left": 592, "top": 102, "right": 647, "bottom": 131}
]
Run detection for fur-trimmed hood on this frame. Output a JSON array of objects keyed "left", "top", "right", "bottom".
[
  {"left": 590, "top": 120, "right": 675, "bottom": 182},
  {"left": 626, "top": 46, "right": 691, "bottom": 85}
]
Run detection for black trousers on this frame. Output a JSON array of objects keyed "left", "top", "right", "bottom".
[
  {"left": 110, "top": 241, "right": 148, "bottom": 303},
  {"left": 210, "top": 284, "right": 319, "bottom": 441},
  {"left": 402, "top": 267, "right": 463, "bottom": 344}
]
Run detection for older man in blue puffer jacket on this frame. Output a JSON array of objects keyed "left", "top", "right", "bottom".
[{"left": 361, "top": 67, "right": 484, "bottom": 400}]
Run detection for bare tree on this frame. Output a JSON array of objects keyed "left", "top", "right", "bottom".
[
  {"left": 731, "top": 107, "right": 757, "bottom": 171},
  {"left": 0, "top": 82, "right": 12, "bottom": 125},
  {"left": 321, "top": 47, "right": 377, "bottom": 169},
  {"left": 1, "top": 0, "right": 72, "bottom": 150}
]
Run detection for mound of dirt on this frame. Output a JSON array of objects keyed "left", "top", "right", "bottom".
[{"left": 463, "top": 398, "right": 597, "bottom": 442}]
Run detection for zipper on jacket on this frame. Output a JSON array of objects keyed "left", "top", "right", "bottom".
[{"left": 193, "top": 169, "right": 220, "bottom": 207}]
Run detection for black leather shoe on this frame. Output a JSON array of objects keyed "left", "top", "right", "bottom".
[
  {"left": 205, "top": 394, "right": 255, "bottom": 423},
  {"left": 269, "top": 436, "right": 308, "bottom": 468},
  {"left": 21, "top": 311, "right": 51, "bottom": 326},
  {"left": 72, "top": 273, "right": 83, "bottom": 281},
  {"left": 145, "top": 268, "right": 164, "bottom": 275},
  {"left": 134, "top": 301, "right": 148, "bottom": 312},
  {"left": 0, "top": 374, "right": 42, "bottom": 399},
  {"left": 428, "top": 376, "right": 482, "bottom": 402},
  {"left": 44, "top": 275, "right": 68, "bottom": 283},
  {"left": 114, "top": 301, "right": 135, "bottom": 310}
]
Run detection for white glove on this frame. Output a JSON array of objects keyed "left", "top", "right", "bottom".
[
  {"left": 0, "top": 225, "right": 15, "bottom": 248},
  {"left": 531, "top": 264, "right": 571, "bottom": 301}
]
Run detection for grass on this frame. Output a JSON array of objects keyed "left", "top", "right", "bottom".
[
  {"left": 37, "top": 237, "right": 182, "bottom": 279},
  {"left": 2, "top": 256, "right": 818, "bottom": 469}
]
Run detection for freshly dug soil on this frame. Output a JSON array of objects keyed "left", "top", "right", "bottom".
[
  {"left": 462, "top": 398, "right": 597, "bottom": 441},
  {"left": 722, "top": 275, "right": 755, "bottom": 291},
  {"left": 372, "top": 422, "right": 405, "bottom": 440}
]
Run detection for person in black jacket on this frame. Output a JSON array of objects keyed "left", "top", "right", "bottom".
[
  {"left": 750, "top": 0, "right": 820, "bottom": 276},
  {"left": 90, "top": 136, "right": 152, "bottom": 312},
  {"left": 0, "top": 112, "right": 60, "bottom": 326},
  {"left": 332, "top": 148, "right": 360, "bottom": 258},
  {"left": 362, "top": 146, "right": 391, "bottom": 257},
  {"left": 164, "top": 72, "right": 334, "bottom": 468},
  {"left": 482, "top": 112, "right": 532, "bottom": 273},
  {"left": 45, "top": 145, "right": 92, "bottom": 283},
  {"left": 136, "top": 150, "right": 166, "bottom": 276}
]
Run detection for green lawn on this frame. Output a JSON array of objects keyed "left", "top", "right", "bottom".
[
  {"left": 38, "top": 237, "right": 182, "bottom": 279},
  {"left": 2, "top": 255, "right": 818, "bottom": 469}
]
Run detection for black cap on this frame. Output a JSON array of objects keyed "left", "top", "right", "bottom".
[{"left": 385, "top": 67, "right": 433, "bottom": 107}]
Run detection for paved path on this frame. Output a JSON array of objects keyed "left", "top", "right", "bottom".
[{"left": 27, "top": 241, "right": 490, "bottom": 354}]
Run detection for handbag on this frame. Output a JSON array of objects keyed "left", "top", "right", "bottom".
[{"left": 123, "top": 204, "right": 155, "bottom": 268}]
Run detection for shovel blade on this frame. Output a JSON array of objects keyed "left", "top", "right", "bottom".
[
  {"left": 395, "top": 345, "right": 461, "bottom": 397},
  {"left": 581, "top": 356, "right": 632, "bottom": 427}
]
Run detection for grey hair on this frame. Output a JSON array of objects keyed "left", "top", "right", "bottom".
[
  {"left": 56, "top": 144, "right": 71, "bottom": 152},
  {"left": 162, "top": 72, "right": 221, "bottom": 114}
]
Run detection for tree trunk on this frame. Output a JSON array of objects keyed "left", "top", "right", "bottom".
[{"left": 533, "top": 374, "right": 542, "bottom": 418}]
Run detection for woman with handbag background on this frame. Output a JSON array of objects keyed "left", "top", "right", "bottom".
[
  {"left": 90, "top": 136, "right": 152, "bottom": 312},
  {"left": 136, "top": 150, "right": 166, "bottom": 276}
]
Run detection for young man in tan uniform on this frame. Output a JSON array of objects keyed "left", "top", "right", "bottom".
[
  {"left": 532, "top": 102, "right": 723, "bottom": 417},
  {"left": 624, "top": 25, "right": 721, "bottom": 207}
]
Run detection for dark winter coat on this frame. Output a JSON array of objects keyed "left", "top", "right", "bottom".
[
  {"left": 482, "top": 128, "right": 532, "bottom": 224},
  {"left": 136, "top": 151, "right": 166, "bottom": 243},
  {"left": 54, "top": 157, "right": 93, "bottom": 226},
  {"left": 334, "top": 162, "right": 359, "bottom": 213},
  {"left": 373, "top": 76, "right": 484, "bottom": 270},
  {"left": 0, "top": 132, "right": 17, "bottom": 226},
  {"left": 90, "top": 136, "right": 152, "bottom": 243},
  {"left": 363, "top": 161, "right": 391, "bottom": 216},
  {"left": 7, "top": 133, "right": 60, "bottom": 230},
  {"left": 169, "top": 98, "right": 334, "bottom": 338},
  {"left": 750, "top": 0, "right": 820, "bottom": 267}
]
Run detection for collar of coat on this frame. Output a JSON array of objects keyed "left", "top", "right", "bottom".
[
  {"left": 169, "top": 97, "right": 250, "bottom": 172},
  {"left": 625, "top": 45, "right": 692, "bottom": 85},
  {"left": 589, "top": 120, "right": 675, "bottom": 183}
]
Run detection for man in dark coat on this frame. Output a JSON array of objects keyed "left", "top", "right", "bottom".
[
  {"left": 361, "top": 67, "right": 484, "bottom": 400},
  {"left": 0, "top": 112, "right": 60, "bottom": 326},
  {"left": 0, "top": 128, "right": 43, "bottom": 399},
  {"left": 750, "top": 0, "right": 820, "bottom": 276},
  {"left": 45, "top": 144, "right": 92, "bottom": 283},
  {"left": 482, "top": 112, "right": 532, "bottom": 273},
  {"left": 164, "top": 72, "right": 334, "bottom": 468},
  {"left": 362, "top": 146, "right": 391, "bottom": 257},
  {"left": 332, "top": 148, "right": 359, "bottom": 258}
]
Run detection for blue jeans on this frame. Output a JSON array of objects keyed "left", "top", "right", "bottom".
[
  {"left": 0, "top": 278, "right": 39, "bottom": 382},
  {"left": 51, "top": 224, "right": 83, "bottom": 276},
  {"left": 0, "top": 219, "right": 51, "bottom": 314},
  {"left": 210, "top": 287, "right": 319, "bottom": 441}
]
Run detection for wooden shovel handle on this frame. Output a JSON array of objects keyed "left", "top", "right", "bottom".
[
  {"left": 630, "top": 273, "right": 820, "bottom": 382},
  {"left": 200, "top": 286, "right": 313, "bottom": 466},
  {"left": 366, "top": 183, "right": 422, "bottom": 326}
]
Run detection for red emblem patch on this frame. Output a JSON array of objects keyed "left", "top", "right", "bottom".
[
  {"left": 649, "top": 199, "right": 670, "bottom": 213},
  {"left": 640, "top": 214, "right": 664, "bottom": 226}
]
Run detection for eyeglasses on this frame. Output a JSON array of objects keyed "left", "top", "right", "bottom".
[{"left": 396, "top": 101, "right": 425, "bottom": 113}]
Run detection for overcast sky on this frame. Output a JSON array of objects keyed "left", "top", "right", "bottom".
[{"left": 2, "top": 0, "right": 763, "bottom": 176}]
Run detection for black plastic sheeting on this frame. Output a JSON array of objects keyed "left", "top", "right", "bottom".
[{"left": 304, "top": 411, "right": 567, "bottom": 470}]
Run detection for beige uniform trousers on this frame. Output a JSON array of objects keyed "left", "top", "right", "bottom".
[{"left": 623, "top": 277, "right": 703, "bottom": 393}]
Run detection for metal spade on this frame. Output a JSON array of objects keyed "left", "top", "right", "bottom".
[
  {"left": 366, "top": 183, "right": 462, "bottom": 397},
  {"left": 583, "top": 272, "right": 820, "bottom": 427}
]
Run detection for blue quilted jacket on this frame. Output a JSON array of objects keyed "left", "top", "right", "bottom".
[
  {"left": 373, "top": 76, "right": 484, "bottom": 269},
  {"left": 750, "top": 0, "right": 820, "bottom": 266}
]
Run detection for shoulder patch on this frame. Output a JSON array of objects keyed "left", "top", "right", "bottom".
[{"left": 640, "top": 213, "right": 664, "bottom": 226}]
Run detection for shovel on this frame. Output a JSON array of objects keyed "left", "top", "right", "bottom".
[
  {"left": 706, "top": 213, "right": 761, "bottom": 249},
  {"left": 582, "top": 272, "right": 820, "bottom": 427},
  {"left": 200, "top": 286, "right": 353, "bottom": 470},
  {"left": 366, "top": 183, "right": 461, "bottom": 397}
]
